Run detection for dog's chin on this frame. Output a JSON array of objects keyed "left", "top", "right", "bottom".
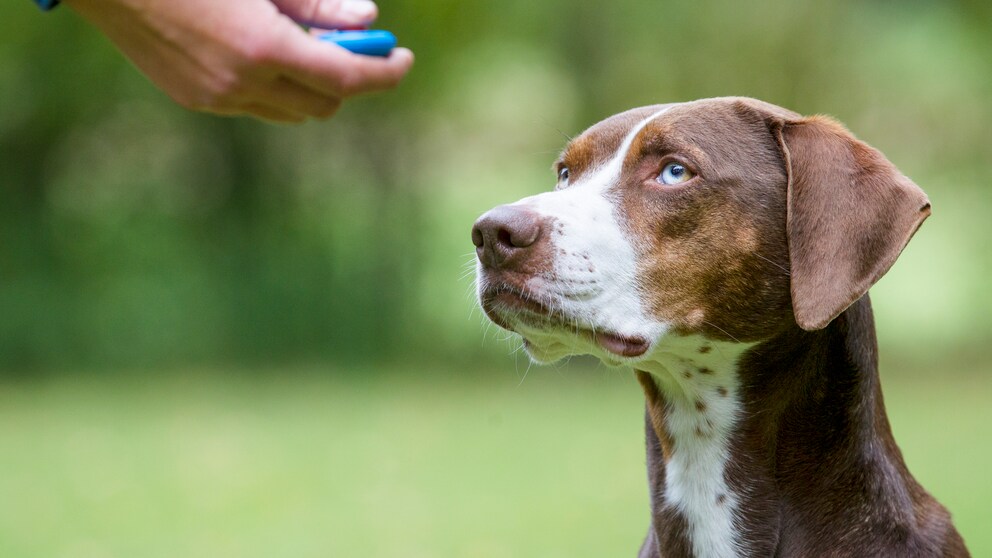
[
  {"left": 520, "top": 337, "right": 574, "bottom": 364},
  {"left": 516, "top": 327, "right": 655, "bottom": 367},
  {"left": 480, "top": 284, "right": 661, "bottom": 364}
]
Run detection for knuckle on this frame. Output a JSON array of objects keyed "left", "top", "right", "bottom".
[
  {"left": 206, "top": 72, "right": 244, "bottom": 102},
  {"left": 236, "top": 31, "right": 280, "bottom": 66},
  {"left": 182, "top": 74, "right": 244, "bottom": 113}
]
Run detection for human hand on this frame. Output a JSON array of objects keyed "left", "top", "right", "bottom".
[{"left": 63, "top": 0, "right": 414, "bottom": 123}]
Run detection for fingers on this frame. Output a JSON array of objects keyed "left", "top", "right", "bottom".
[
  {"left": 277, "top": 36, "right": 415, "bottom": 98},
  {"left": 243, "top": 103, "right": 308, "bottom": 124},
  {"left": 200, "top": 77, "right": 341, "bottom": 123},
  {"left": 256, "top": 76, "right": 342, "bottom": 119},
  {"left": 201, "top": 101, "right": 305, "bottom": 124},
  {"left": 187, "top": 7, "right": 410, "bottom": 124},
  {"left": 232, "top": 77, "right": 343, "bottom": 122},
  {"left": 273, "top": 0, "right": 378, "bottom": 28}
]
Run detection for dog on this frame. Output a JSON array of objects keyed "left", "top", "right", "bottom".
[{"left": 472, "top": 97, "right": 968, "bottom": 557}]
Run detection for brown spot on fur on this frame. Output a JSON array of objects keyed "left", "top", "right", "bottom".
[
  {"left": 699, "top": 345, "right": 712, "bottom": 354},
  {"left": 682, "top": 370, "right": 692, "bottom": 379},
  {"left": 695, "top": 399, "right": 707, "bottom": 412},
  {"left": 717, "top": 386, "right": 728, "bottom": 397},
  {"left": 736, "top": 226, "right": 759, "bottom": 252},
  {"left": 699, "top": 367, "right": 714, "bottom": 375},
  {"left": 717, "top": 493, "right": 727, "bottom": 505},
  {"left": 686, "top": 308, "right": 705, "bottom": 328},
  {"left": 694, "top": 424, "right": 708, "bottom": 437}
]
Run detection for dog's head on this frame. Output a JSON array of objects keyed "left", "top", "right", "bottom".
[{"left": 473, "top": 97, "right": 929, "bottom": 365}]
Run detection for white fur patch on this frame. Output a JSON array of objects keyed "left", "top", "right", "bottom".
[
  {"left": 639, "top": 336, "right": 750, "bottom": 558},
  {"left": 507, "top": 107, "right": 673, "bottom": 362}
]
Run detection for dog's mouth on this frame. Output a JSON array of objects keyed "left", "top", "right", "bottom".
[{"left": 481, "top": 286, "right": 650, "bottom": 359}]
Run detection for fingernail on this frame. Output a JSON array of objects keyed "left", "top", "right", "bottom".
[{"left": 340, "top": 0, "right": 378, "bottom": 21}]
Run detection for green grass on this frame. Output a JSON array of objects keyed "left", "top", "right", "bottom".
[{"left": 1, "top": 365, "right": 989, "bottom": 557}]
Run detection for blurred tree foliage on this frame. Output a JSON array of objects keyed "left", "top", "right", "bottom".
[{"left": 1, "top": 0, "right": 990, "bottom": 373}]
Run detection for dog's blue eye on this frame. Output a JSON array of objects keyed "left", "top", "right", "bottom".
[
  {"left": 558, "top": 166, "right": 570, "bottom": 184},
  {"left": 658, "top": 162, "right": 694, "bottom": 185}
]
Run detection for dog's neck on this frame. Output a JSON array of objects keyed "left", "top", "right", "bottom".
[
  {"left": 634, "top": 332, "right": 751, "bottom": 558},
  {"left": 634, "top": 297, "right": 949, "bottom": 558}
]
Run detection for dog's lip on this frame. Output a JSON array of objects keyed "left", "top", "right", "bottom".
[
  {"left": 489, "top": 288, "right": 551, "bottom": 315},
  {"left": 592, "top": 332, "right": 650, "bottom": 358},
  {"left": 484, "top": 286, "right": 651, "bottom": 359}
]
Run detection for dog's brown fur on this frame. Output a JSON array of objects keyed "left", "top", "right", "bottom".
[
  {"left": 627, "top": 99, "right": 964, "bottom": 557},
  {"left": 476, "top": 97, "right": 968, "bottom": 557}
]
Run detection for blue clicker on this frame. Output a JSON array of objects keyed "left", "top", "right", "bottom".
[{"left": 318, "top": 30, "right": 397, "bottom": 57}]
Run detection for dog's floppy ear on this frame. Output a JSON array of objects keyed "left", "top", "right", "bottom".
[{"left": 773, "top": 115, "right": 930, "bottom": 331}]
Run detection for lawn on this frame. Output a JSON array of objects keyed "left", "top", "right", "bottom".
[{"left": 1, "top": 364, "right": 988, "bottom": 557}]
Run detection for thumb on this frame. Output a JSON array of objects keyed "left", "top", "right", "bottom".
[{"left": 272, "top": 0, "right": 379, "bottom": 28}]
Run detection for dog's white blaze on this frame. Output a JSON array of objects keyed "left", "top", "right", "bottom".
[
  {"left": 510, "top": 107, "right": 673, "bottom": 359},
  {"left": 642, "top": 338, "right": 749, "bottom": 558}
]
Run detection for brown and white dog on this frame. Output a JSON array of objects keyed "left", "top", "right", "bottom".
[{"left": 472, "top": 97, "right": 968, "bottom": 557}]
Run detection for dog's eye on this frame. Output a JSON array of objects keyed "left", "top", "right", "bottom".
[
  {"left": 558, "top": 166, "right": 570, "bottom": 184},
  {"left": 657, "top": 162, "right": 694, "bottom": 185}
]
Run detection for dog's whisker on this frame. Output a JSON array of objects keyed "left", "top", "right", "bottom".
[
  {"left": 701, "top": 320, "right": 743, "bottom": 345},
  {"left": 751, "top": 252, "right": 790, "bottom": 276},
  {"left": 535, "top": 115, "right": 574, "bottom": 144},
  {"left": 516, "top": 358, "right": 534, "bottom": 387}
]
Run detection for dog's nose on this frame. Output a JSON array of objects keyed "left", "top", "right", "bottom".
[{"left": 472, "top": 205, "right": 543, "bottom": 269}]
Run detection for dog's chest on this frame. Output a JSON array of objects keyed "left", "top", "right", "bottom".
[{"left": 641, "top": 337, "right": 750, "bottom": 558}]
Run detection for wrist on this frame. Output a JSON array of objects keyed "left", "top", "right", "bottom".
[{"left": 34, "top": 0, "right": 60, "bottom": 10}]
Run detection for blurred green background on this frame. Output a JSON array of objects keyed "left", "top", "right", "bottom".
[{"left": 2, "top": 0, "right": 990, "bottom": 556}]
